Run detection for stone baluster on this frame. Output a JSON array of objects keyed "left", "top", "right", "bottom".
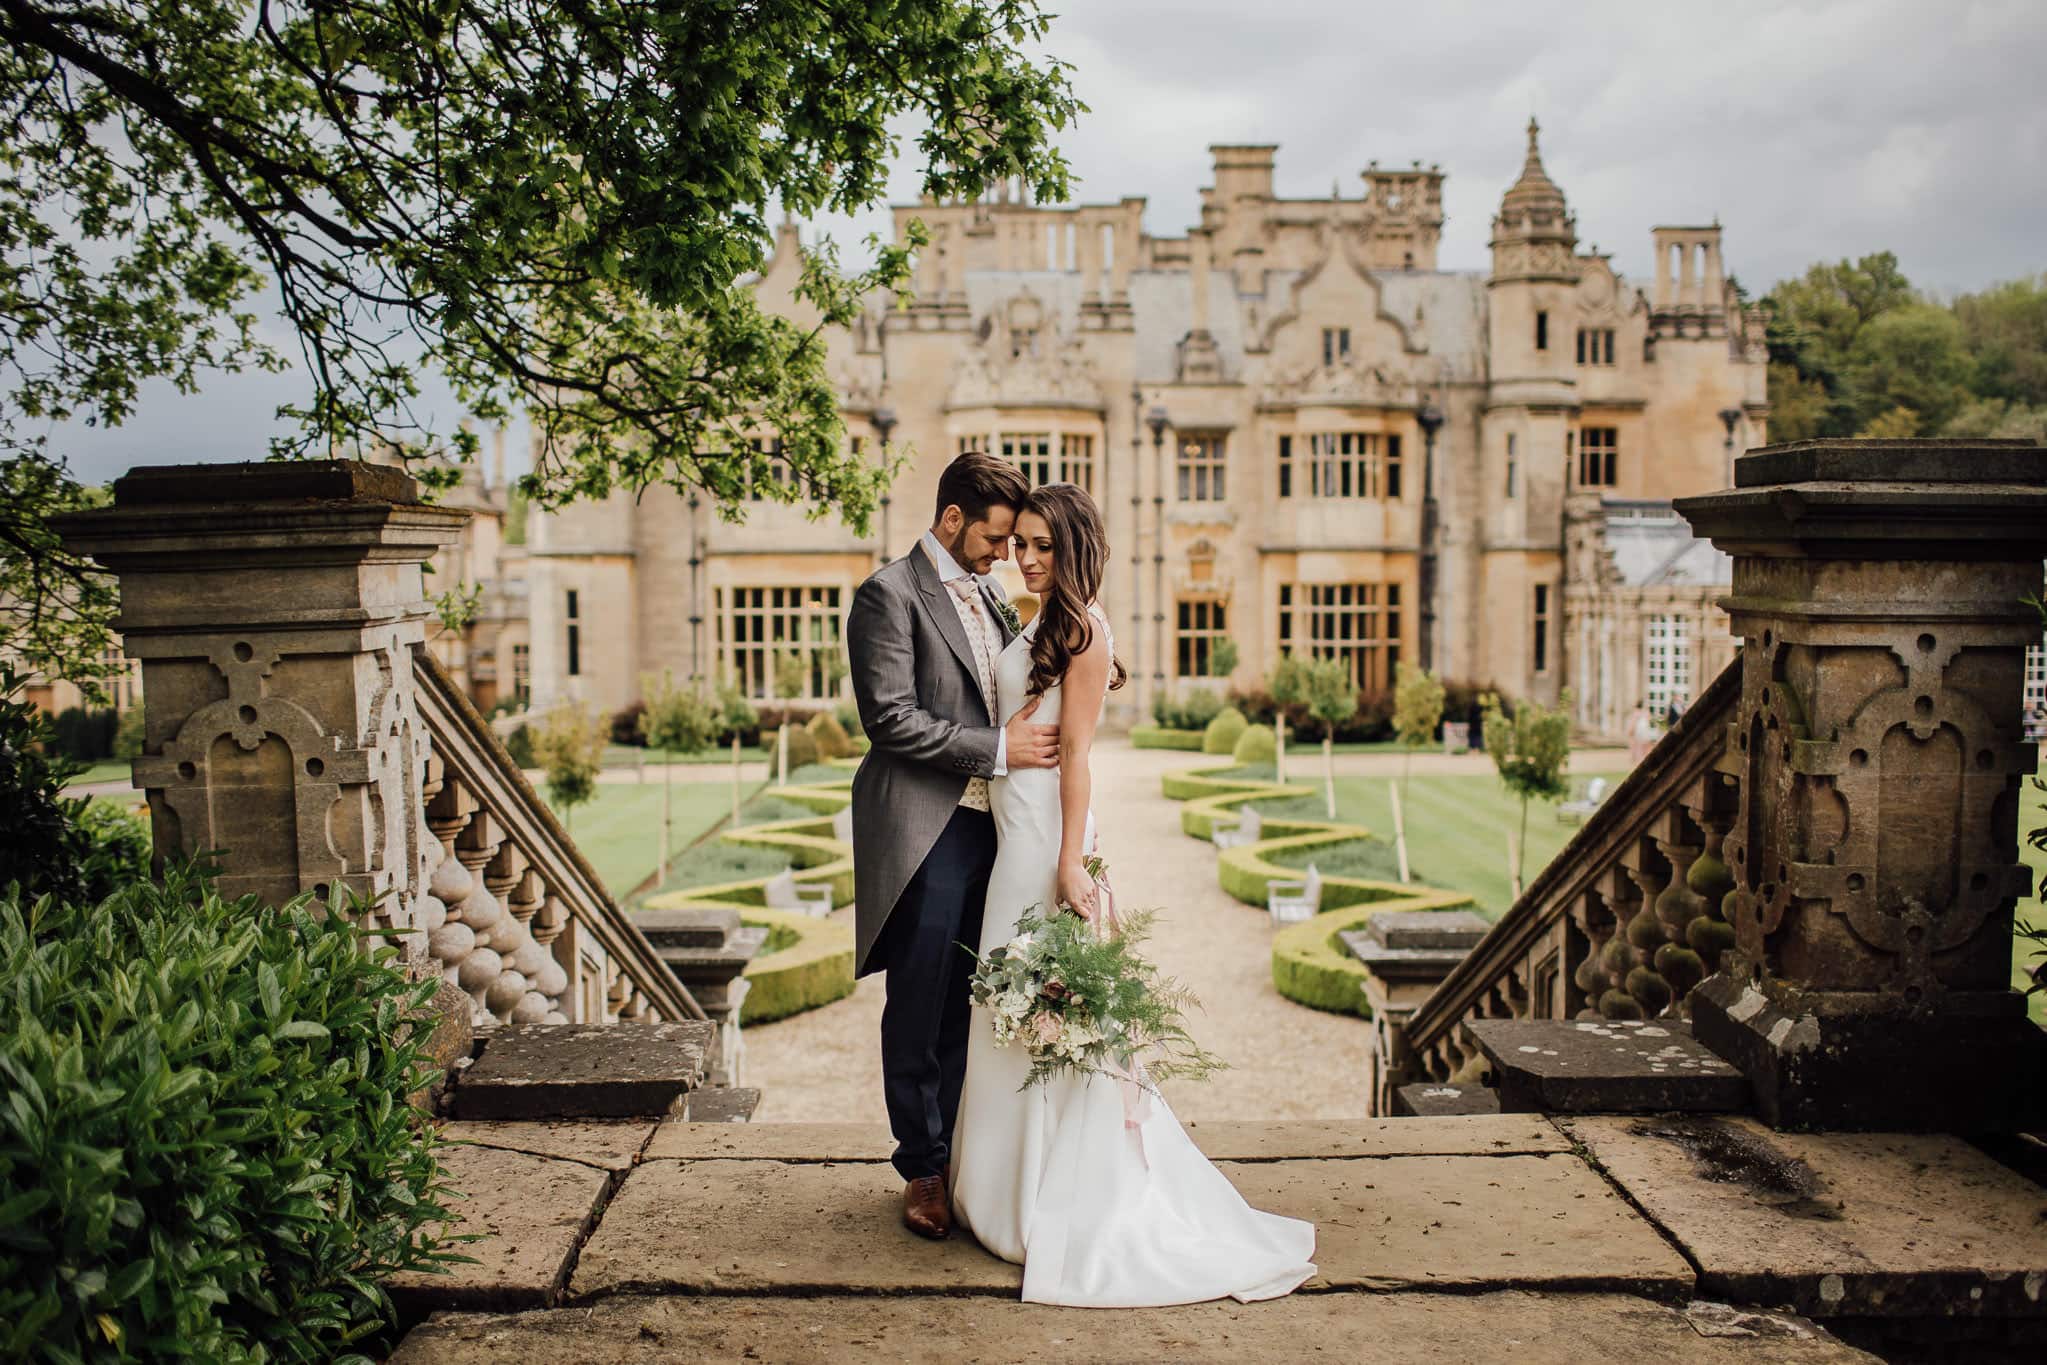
[
  {"left": 1679, "top": 776, "right": 1738, "bottom": 983},
  {"left": 1570, "top": 890, "right": 1613, "bottom": 1021},
  {"left": 1595, "top": 866, "right": 1644, "bottom": 1019},
  {"left": 1618, "top": 840, "right": 1676, "bottom": 1018},
  {"left": 1648, "top": 804, "right": 1709, "bottom": 1004},
  {"left": 1677, "top": 438, "right": 2047, "bottom": 1130}
]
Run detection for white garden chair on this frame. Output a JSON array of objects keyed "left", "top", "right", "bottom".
[
  {"left": 831, "top": 806, "right": 853, "bottom": 843},
  {"left": 1211, "top": 803, "right": 1264, "bottom": 850},
  {"left": 1267, "top": 864, "right": 1322, "bottom": 925},
  {"left": 1556, "top": 776, "right": 1610, "bottom": 825},
  {"left": 763, "top": 868, "right": 834, "bottom": 917}
]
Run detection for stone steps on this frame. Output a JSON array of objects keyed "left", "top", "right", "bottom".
[
  {"left": 447, "top": 1020, "right": 715, "bottom": 1120},
  {"left": 1468, "top": 1018, "right": 1748, "bottom": 1115}
]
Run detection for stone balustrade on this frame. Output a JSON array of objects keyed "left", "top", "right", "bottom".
[
  {"left": 1391, "top": 661, "right": 1740, "bottom": 1110},
  {"left": 1390, "top": 439, "right": 2047, "bottom": 1130},
  {"left": 55, "top": 460, "right": 700, "bottom": 1032}
]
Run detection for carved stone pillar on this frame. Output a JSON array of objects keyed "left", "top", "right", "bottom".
[
  {"left": 54, "top": 461, "right": 468, "bottom": 957},
  {"left": 1676, "top": 439, "right": 2047, "bottom": 1130}
]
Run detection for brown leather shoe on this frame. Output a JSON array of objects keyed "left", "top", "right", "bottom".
[{"left": 903, "top": 1175, "right": 950, "bottom": 1240}]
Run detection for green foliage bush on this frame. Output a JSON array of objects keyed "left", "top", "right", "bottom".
[
  {"left": 805, "top": 710, "right": 856, "bottom": 760},
  {"left": 49, "top": 706, "right": 119, "bottom": 762},
  {"left": 834, "top": 701, "right": 864, "bottom": 739},
  {"left": 1232, "top": 724, "right": 1277, "bottom": 767},
  {"left": 113, "top": 705, "right": 146, "bottom": 761},
  {"left": 1202, "top": 706, "right": 1249, "bottom": 755},
  {"left": 2, "top": 676, "right": 139, "bottom": 904},
  {"left": 503, "top": 723, "right": 536, "bottom": 769},
  {"left": 775, "top": 724, "right": 821, "bottom": 770},
  {"left": 0, "top": 870, "right": 463, "bottom": 1363},
  {"left": 1149, "top": 690, "right": 1225, "bottom": 732}
]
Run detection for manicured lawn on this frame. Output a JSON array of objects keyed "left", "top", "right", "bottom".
[
  {"left": 546, "top": 780, "right": 742, "bottom": 901},
  {"left": 61, "top": 759, "right": 132, "bottom": 789},
  {"left": 1308, "top": 768, "right": 1629, "bottom": 921}
]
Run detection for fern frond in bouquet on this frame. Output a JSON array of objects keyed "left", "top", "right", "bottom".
[{"left": 967, "top": 902, "right": 1227, "bottom": 1093}]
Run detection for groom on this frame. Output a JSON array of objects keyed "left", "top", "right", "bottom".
[{"left": 846, "top": 451, "right": 1059, "bottom": 1240}]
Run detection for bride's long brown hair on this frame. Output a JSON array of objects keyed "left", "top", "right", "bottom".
[{"left": 1021, "top": 483, "right": 1129, "bottom": 698}]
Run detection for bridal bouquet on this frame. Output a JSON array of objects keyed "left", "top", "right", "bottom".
[{"left": 966, "top": 860, "right": 1226, "bottom": 1093}]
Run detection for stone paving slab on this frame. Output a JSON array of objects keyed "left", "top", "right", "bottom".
[
  {"left": 385, "top": 1143, "right": 612, "bottom": 1312},
  {"left": 1563, "top": 1115, "right": 2047, "bottom": 1319},
  {"left": 641, "top": 1116, "right": 1567, "bottom": 1164},
  {"left": 451, "top": 1021, "right": 714, "bottom": 1120},
  {"left": 569, "top": 1158, "right": 1022, "bottom": 1297},
  {"left": 1472, "top": 1019, "right": 1748, "bottom": 1114},
  {"left": 568, "top": 1150, "right": 1691, "bottom": 1301},
  {"left": 1220, "top": 1155, "right": 1693, "bottom": 1297},
  {"left": 1178, "top": 1115, "right": 1565, "bottom": 1159},
  {"left": 643, "top": 1119, "right": 895, "bottom": 1162},
  {"left": 438, "top": 1118, "right": 656, "bottom": 1173},
  {"left": 392, "top": 1289, "right": 1879, "bottom": 1364}
]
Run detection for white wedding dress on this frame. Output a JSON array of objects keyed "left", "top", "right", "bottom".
[{"left": 950, "top": 605, "right": 1317, "bottom": 1307}]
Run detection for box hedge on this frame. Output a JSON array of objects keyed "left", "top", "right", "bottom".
[{"left": 1201, "top": 706, "right": 1249, "bottom": 755}]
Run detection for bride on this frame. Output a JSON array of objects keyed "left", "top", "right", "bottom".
[{"left": 949, "top": 482, "right": 1317, "bottom": 1308}]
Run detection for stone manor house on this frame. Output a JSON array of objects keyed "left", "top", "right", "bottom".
[{"left": 520, "top": 122, "right": 1777, "bottom": 732}]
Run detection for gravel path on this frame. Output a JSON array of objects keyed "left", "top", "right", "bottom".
[{"left": 747, "top": 739, "right": 1383, "bottom": 1123}]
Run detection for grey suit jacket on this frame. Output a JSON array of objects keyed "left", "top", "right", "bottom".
[{"left": 846, "top": 545, "right": 1016, "bottom": 975}]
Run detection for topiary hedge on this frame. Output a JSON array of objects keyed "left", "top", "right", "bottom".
[
  {"left": 1130, "top": 725, "right": 1207, "bottom": 751},
  {"left": 0, "top": 868, "right": 463, "bottom": 1362},
  {"left": 1202, "top": 706, "right": 1249, "bottom": 755},
  {"left": 739, "top": 906, "right": 856, "bottom": 1023},
  {"left": 1232, "top": 723, "right": 1277, "bottom": 766}
]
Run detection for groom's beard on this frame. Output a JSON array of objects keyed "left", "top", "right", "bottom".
[{"left": 945, "top": 525, "right": 978, "bottom": 570}]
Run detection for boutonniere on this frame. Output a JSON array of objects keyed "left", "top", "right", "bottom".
[{"left": 991, "top": 596, "right": 1024, "bottom": 637}]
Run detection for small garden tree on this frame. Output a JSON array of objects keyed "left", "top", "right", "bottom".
[
  {"left": 771, "top": 650, "right": 808, "bottom": 784},
  {"left": 1208, "top": 637, "right": 1240, "bottom": 684},
  {"left": 1303, "top": 657, "right": 1360, "bottom": 819},
  {"left": 1269, "top": 652, "right": 1309, "bottom": 785},
  {"left": 639, "top": 670, "right": 719, "bottom": 883},
  {"left": 533, "top": 702, "right": 605, "bottom": 833},
  {"left": 1480, "top": 691, "right": 1573, "bottom": 901},
  {"left": 716, "top": 678, "right": 761, "bottom": 823},
  {"left": 1393, "top": 662, "right": 1446, "bottom": 799}
]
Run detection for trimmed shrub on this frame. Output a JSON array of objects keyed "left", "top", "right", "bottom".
[
  {"left": 737, "top": 906, "right": 857, "bottom": 1023},
  {"left": 1271, "top": 905, "right": 1385, "bottom": 1016},
  {"left": 1202, "top": 706, "right": 1249, "bottom": 755},
  {"left": 503, "top": 723, "right": 536, "bottom": 769},
  {"left": 0, "top": 869, "right": 463, "bottom": 1362},
  {"left": 805, "top": 710, "right": 856, "bottom": 760},
  {"left": 1232, "top": 724, "right": 1277, "bottom": 767},
  {"left": 1150, "top": 690, "right": 1225, "bottom": 732},
  {"left": 1129, "top": 725, "right": 1208, "bottom": 751},
  {"left": 774, "top": 724, "right": 821, "bottom": 770},
  {"left": 833, "top": 701, "right": 865, "bottom": 739}
]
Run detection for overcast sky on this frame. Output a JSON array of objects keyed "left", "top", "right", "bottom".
[{"left": 54, "top": 0, "right": 2047, "bottom": 485}]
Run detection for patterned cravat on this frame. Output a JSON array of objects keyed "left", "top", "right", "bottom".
[{"left": 945, "top": 575, "right": 999, "bottom": 812}]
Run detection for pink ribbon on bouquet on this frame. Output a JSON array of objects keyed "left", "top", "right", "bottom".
[{"left": 1086, "top": 862, "right": 1154, "bottom": 1151}]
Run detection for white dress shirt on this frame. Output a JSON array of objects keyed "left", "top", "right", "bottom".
[{"left": 921, "top": 530, "right": 1009, "bottom": 775}]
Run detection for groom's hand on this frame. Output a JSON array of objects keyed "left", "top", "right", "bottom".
[{"left": 1005, "top": 696, "right": 1061, "bottom": 769}]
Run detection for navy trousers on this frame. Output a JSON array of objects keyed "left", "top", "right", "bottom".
[{"left": 875, "top": 804, "right": 997, "bottom": 1182}]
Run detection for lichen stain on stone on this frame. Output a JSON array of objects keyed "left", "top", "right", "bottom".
[{"left": 1626, "top": 1116, "right": 1845, "bottom": 1221}]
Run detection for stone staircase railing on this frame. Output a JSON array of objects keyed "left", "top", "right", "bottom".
[
  {"left": 1387, "top": 659, "right": 1742, "bottom": 1111},
  {"left": 412, "top": 649, "right": 704, "bottom": 1028}
]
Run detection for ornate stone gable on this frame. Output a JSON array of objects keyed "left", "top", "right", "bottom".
[
  {"left": 1258, "top": 358, "right": 1418, "bottom": 410},
  {"left": 946, "top": 289, "right": 1103, "bottom": 411},
  {"left": 1248, "top": 229, "right": 1425, "bottom": 361}
]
